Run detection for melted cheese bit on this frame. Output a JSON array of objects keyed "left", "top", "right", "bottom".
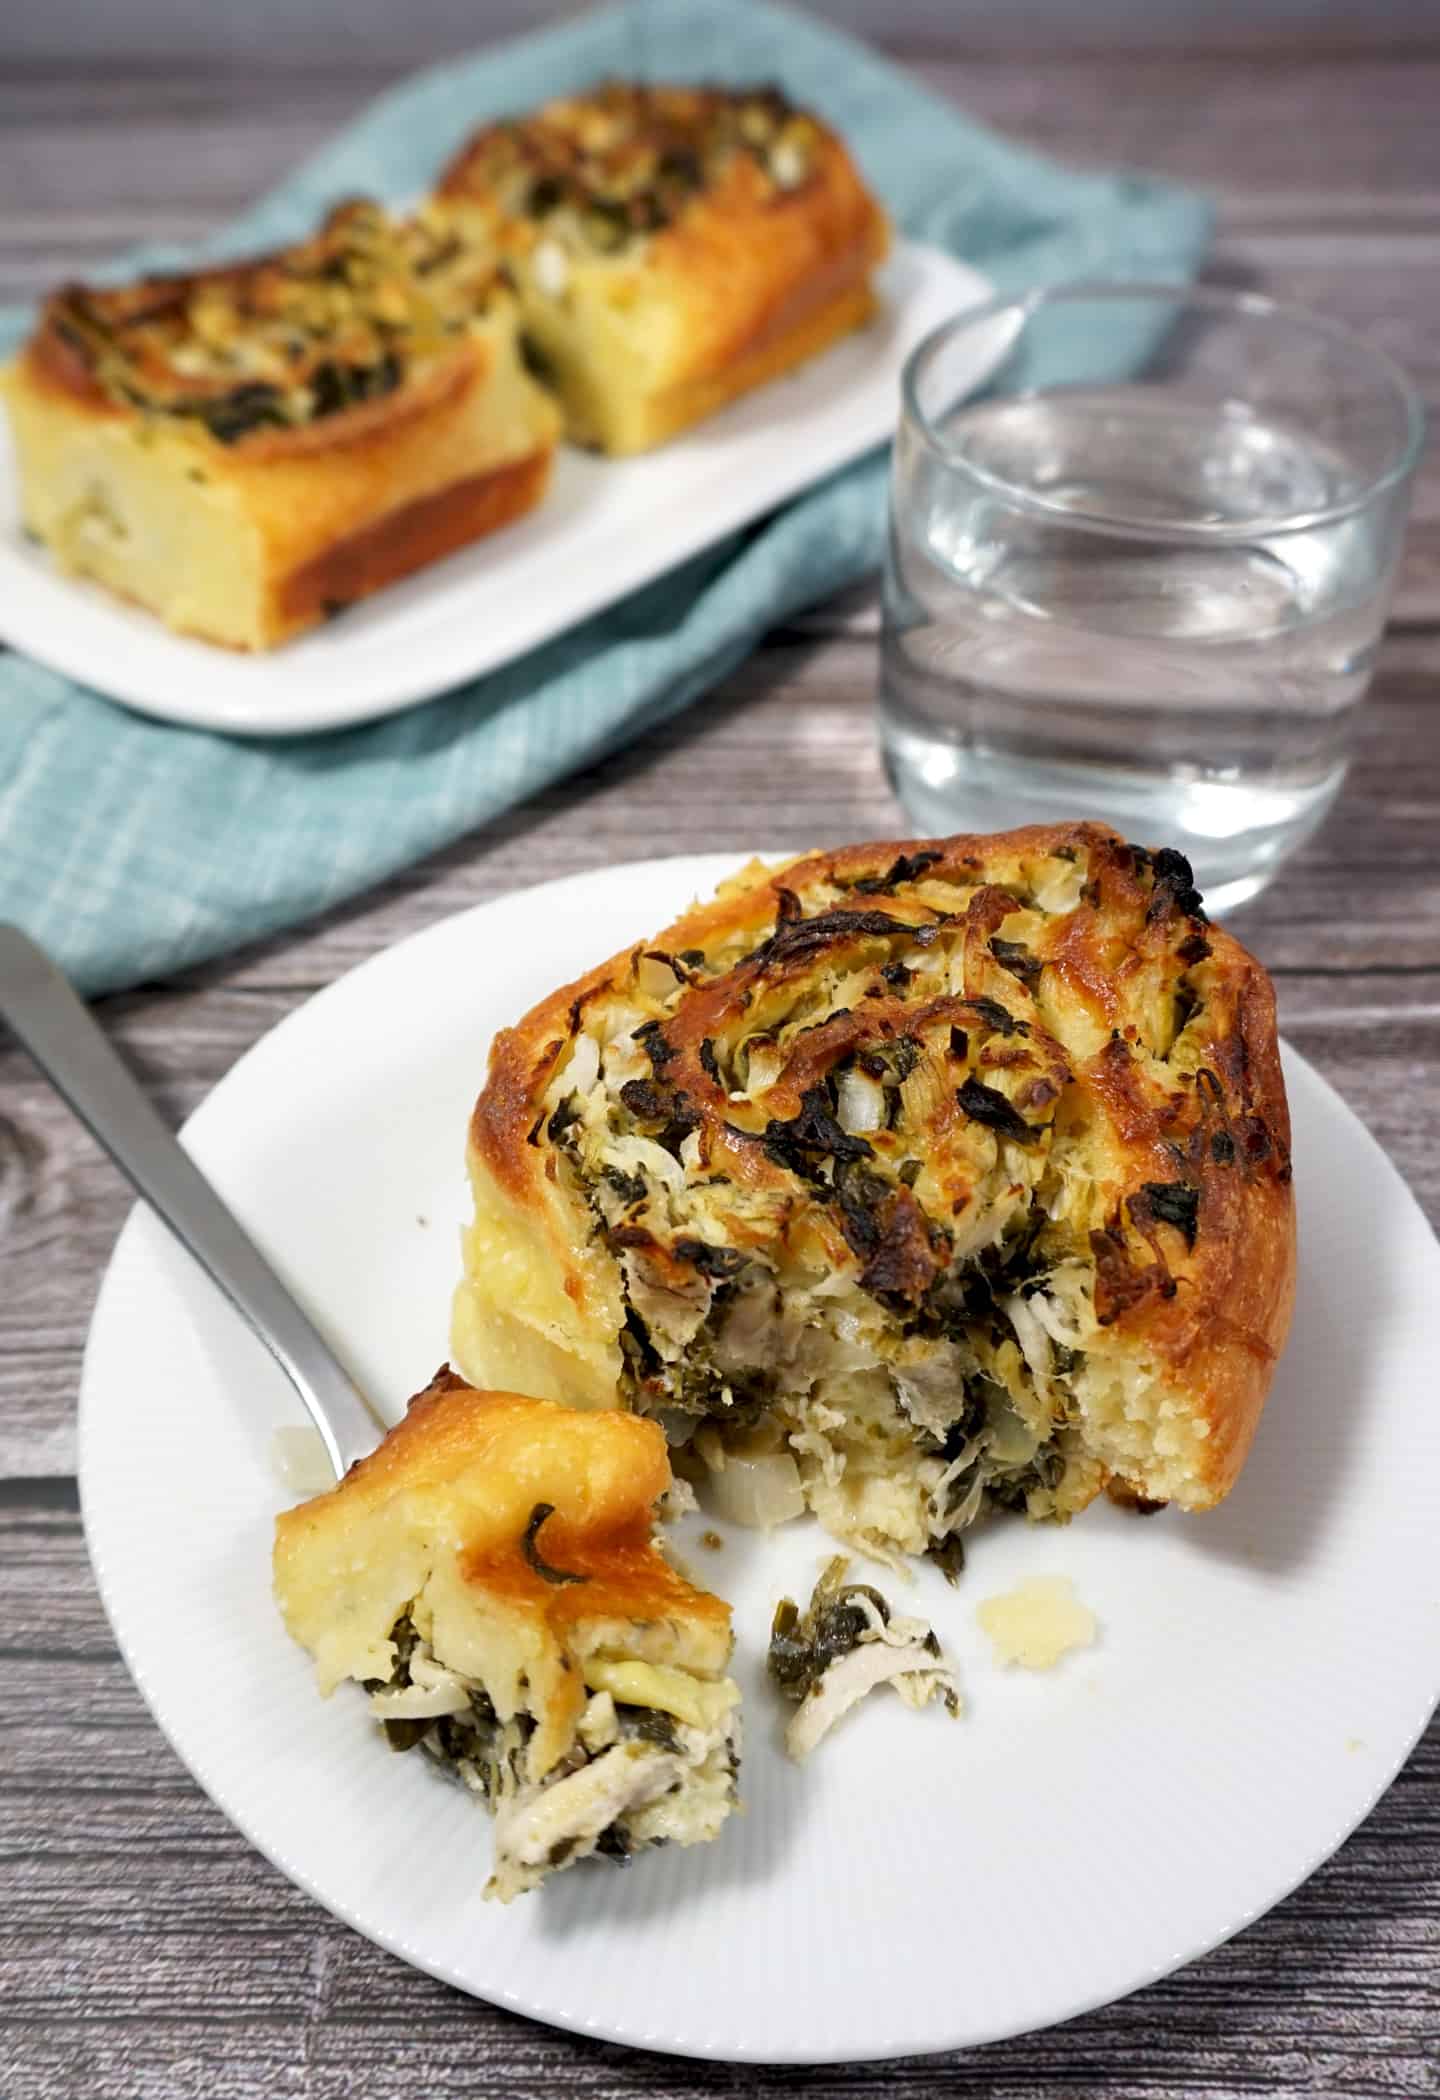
[
  {"left": 583, "top": 1658, "right": 739, "bottom": 1733},
  {"left": 977, "top": 1575, "right": 1097, "bottom": 1670}
]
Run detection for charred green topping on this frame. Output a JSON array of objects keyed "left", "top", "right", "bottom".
[
  {"left": 849, "top": 850, "right": 944, "bottom": 894},
  {"left": 1131, "top": 1179, "right": 1201, "bottom": 1251},
  {"left": 521, "top": 1502, "right": 590, "bottom": 1587},
  {"left": 956, "top": 1075, "right": 1041, "bottom": 1145},
  {"left": 761, "top": 1088, "right": 876, "bottom": 1175},
  {"left": 364, "top": 1612, "right": 516, "bottom": 1780},
  {"left": 448, "top": 81, "right": 825, "bottom": 258},
  {"left": 990, "top": 937, "right": 1042, "bottom": 990},
  {"left": 43, "top": 201, "right": 503, "bottom": 443},
  {"left": 1145, "top": 846, "right": 1208, "bottom": 923}
]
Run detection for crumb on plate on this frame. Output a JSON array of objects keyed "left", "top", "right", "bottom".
[{"left": 977, "top": 1575, "right": 1097, "bottom": 1670}]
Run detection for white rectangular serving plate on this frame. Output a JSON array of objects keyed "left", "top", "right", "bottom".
[{"left": 0, "top": 243, "right": 993, "bottom": 739}]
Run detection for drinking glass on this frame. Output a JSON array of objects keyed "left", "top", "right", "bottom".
[{"left": 880, "top": 283, "right": 1424, "bottom": 910}]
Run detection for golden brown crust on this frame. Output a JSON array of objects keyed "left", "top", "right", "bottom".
[
  {"left": 626, "top": 276, "right": 880, "bottom": 455},
  {"left": 274, "top": 444, "right": 553, "bottom": 633},
  {"left": 19, "top": 309, "right": 476, "bottom": 445},
  {"left": 461, "top": 824, "right": 1295, "bottom": 1514},
  {"left": 24, "top": 310, "right": 123, "bottom": 414},
  {"left": 633, "top": 138, "right": 887, "bottom": 397},
  {"left": 438, "top": 82, "right": 884, "bottom": 273}
]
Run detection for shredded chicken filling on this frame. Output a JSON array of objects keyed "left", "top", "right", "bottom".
[
  {"left": 367, "top": 1614, "right": 741, "bottom": 1900},
  {"left": 769, "top": 1557, "right": 961, "bottom": 1760}
]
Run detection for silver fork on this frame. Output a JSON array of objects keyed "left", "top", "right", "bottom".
[{"left": 0, "top": 925, "right": 383, "bottom": 1481}]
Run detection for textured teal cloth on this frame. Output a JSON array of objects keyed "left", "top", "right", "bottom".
[{"left": 0, "top": 0, "right": 1210, "bottom": 996}]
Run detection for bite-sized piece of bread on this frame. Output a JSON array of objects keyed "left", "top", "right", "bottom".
[
  {"left": 273, "top": 1367, "right": 739, "bottom": 1901},
  {"left": 454, "top": 824, "right": 1296, "bottom": 1569},
  {"left": 437, "top": 80, "right": 889, "bottom": 454},
  {"left": 1, "top": 201, "right": 560, "bottom": 649}
]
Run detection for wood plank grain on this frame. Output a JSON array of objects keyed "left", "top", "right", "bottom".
[
  {"left": 166, "top": 628, "right": 1440, "bottom": 988},
  {"left": 10, "top": 0, "right": 1440, "bottom": 73},
  {"left": 2, "top": 43, "right": 1439, "bottom": 2098},
  {"left": 918, "top": 52, "right": 1440, "bottom": 198},
  {"left": 0, "top": 621, "right": 1433, "bottom": 1004},
  {"left": 0, "top": 52, "right": 1436, "bottom": 207},
  {"left": 1, "top": 1503, "right": 1437, "bottom": 2100}
]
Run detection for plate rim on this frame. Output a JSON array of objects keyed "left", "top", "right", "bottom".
[
  {"left": 0, "top": 243, "right": 990, "bottom": 740},
  {"left": 76, "top": 855, "right": 1440, "bottom": 2064}
]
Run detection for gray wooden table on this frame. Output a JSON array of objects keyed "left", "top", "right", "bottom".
[{"left": 3, "top": 41, "right": 1439, "bottom": 2100}]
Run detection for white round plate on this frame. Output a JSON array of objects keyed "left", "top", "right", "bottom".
[{"left": 79, "top": 855, "right": 1440, "bottom": 2064}]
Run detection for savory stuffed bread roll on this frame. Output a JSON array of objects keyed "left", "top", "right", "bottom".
[
  {"left": 453, "top": 824, "right": 1296, "bottom": 1568},
  {"left": 1, "top": 200, "right": 560, "bottom": 649},
  {"left": 437, "top": 80, "right": 889, "bottom": 454},
  {"left": 273, "top": 1368, "right": 740, "bottom": 1900}
]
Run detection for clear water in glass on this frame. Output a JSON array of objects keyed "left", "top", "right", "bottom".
[{"left": 882, "top": 326, "right": 1419, "bottom": 912}]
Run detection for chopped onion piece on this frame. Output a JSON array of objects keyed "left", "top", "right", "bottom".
[
  {"left": 1002, "top": 1291, "right": 1056, "bottom": 1401},
  {"left": 531, "top": 239, "right": 569, "bottom": 298},
  {"left": 899, "top": 1051, "right": 945, "bottom": 1129},
  {"left": 636, "top": 953, "right": 682, "bottom": 999},
  {"left": 604, "top": 1131, "right": 683, "bottom": 1191},
  {"left": 1028, "top": 1285, "right": 1087, "bottom": 1352},
  {"left": 835, "top": 1067, "right": 887, "bottom": 1134},
  {"left": 563, "top": 1031, "right": 600, "bottom": 1096},
  {"left": 742, "top": 1037, "right": 784, "bottom": 1093},
  {"left": 705, "top": 1448, "right": 805, "bottom": 1530}
]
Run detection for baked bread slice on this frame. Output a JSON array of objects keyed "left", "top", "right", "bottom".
[
  {"left": 273, "top": 1368, "right": 739, "bottom": 1901},
  {"left": 436, "top": 80, "right": 889, "bottom": 454},
  {"left": 453, "top": 824, "right": 1296, "bottom": 1568},
  {"left": 1, "top": 200, "right": 561, "bottom": 649}
]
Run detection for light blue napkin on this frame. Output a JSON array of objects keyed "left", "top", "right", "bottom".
[{"left": 0, "top": 0, "right": 1211, "bottom": 997}]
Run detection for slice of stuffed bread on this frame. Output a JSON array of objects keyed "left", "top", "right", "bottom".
[
  {"left": 453, "top": 823, "right": 1296, "bottom": 1570},
  {"left": 273, "top": 1368, "right": 739, "bottom": 1901},
  {"left": 2, "top": 199, "right": 560, "bottom": 649},
  {"left": 436, "top": 79, "right": 889, "bottom": 454}
]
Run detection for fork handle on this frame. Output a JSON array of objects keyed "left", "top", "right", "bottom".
[{"left": 0, "top": 925, "right": 382, "bottom": 1480}]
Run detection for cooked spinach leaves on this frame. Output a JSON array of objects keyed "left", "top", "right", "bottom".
[
  {"left": 1131, "top": 1179, "right": 1201, "bottom": 1250},
  {"left": 956, "top": 1076, "right": 1035, "bottom": 1144},
  {"left": 521, "top": 1502, "right": 589, "bottom": 1587}
]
